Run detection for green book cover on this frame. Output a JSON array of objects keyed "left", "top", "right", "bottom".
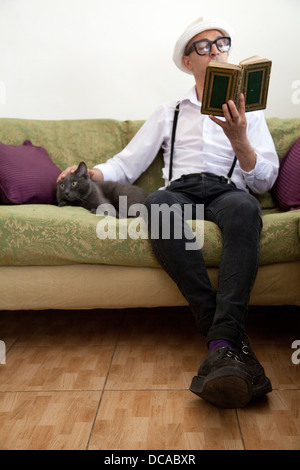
[{"left": 201, "top": 56, "right": 272, "bottom": 116}]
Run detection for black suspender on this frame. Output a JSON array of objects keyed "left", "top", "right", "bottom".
[
  {"left": 168, "top": 101, "right": 180, "bottom": 184},
  {"left": 168, "top": 101, "right": 237, "bottom": 184},
  {"left": 227, "top": 155, "right": 237, "bottom": 184}
]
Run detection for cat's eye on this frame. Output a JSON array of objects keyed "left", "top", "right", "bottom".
[
  {"left": 71, "top": 182, "right": 77, "bottom": 188},
  {"left": 59, "top": 182, "right": 65, "bottom": 189}
]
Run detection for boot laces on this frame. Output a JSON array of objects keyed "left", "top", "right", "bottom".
[
  {"left": 241, "top": 340, "right": 251, "bottom": 355},
  {"left": 224, "top": 349, "right": 243, "bottom": 362}
]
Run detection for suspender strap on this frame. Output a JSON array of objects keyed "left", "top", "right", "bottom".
[
  {"left": 168, "top": 101, "right": 180, "bottom": 184},
  {"left": 227, "top": 155, "right": 237, "bottom": 184},
  {"left": 168, "top": 100, "right": 237, "bottom": 184}
]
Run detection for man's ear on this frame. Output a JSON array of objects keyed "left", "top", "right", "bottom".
[{"left": 182, "top": 55, "right": 193, "bottom": 72}]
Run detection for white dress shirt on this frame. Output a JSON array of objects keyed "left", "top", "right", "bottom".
[{"left": 94, "top": 87, "right": 279, "bottom": 194}]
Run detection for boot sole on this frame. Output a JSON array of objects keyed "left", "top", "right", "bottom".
[
  {"left": 190, "top": 366, "right": 252, "bottom": 409},
  {"left": 252, "top": 376, "right": 272, "bottom": 398}
]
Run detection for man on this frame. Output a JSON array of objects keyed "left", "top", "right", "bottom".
[{"left": 59, "top": 17, "right": 279, "bottom": 408}]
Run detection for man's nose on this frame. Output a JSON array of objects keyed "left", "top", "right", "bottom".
[{"left": 210, "top": 44, "right": 220, "bottom": 56}]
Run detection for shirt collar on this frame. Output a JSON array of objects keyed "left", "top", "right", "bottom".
[{"left": 181, "top": 86, "right": 201, "bottom": 107}]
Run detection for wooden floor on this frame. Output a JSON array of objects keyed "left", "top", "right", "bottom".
[{"left": 0, "top": 305, "right": 299, "bottom": 450}]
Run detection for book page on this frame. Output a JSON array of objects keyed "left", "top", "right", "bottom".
[
  {"left": 239, "top": 56, "right": 270, "bottom": 66},
  {"left": 207, "top": 60, "right": 241, "bottom": 71}
]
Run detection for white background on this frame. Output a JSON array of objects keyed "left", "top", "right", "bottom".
[{"left": 0, "top": 0, "right": 299, "bottom": 120}]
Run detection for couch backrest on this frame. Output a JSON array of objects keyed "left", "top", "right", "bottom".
[
  {"left": 266, "top": 118, "right": 300, "bottom": 158},
  {"left": 0, "top": 117, "right": 300, "bottom": 206}
]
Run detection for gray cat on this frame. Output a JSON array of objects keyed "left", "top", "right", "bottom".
[{"left": 57, "top": 161, "right": 148, "bottom": 218}]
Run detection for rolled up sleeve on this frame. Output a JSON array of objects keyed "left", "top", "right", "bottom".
[{"left": 242, "top": 111, "right": 279, "bottom": 194}]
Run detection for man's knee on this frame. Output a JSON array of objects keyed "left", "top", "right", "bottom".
[
  {"left": 237, "top": 194, "right": 261, "bottom": 219},
  {"left": 229, "top": 193, "right": 262, "bottom": 232},
  {"left": 144, "top": 189, "right": 176, "bottom": 210}
]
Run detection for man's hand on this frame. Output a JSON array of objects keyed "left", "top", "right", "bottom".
[
  {"left": 57, "top": 166, "right": 103, "bottom": 182},
  {"left": 209, "top": 93, "right": 257, "bottom": 172}
]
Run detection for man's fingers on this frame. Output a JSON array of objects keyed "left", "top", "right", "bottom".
[
  {"left": 209, "top": 114, "right": 225, "bottom": 128},
  {"left": 226, "top": 100, "right": 240, "bottom": 121},
  {"left": 238, "top": 93, "right": 246, "bottom": 114},
  {"left": 57, "top": 165, "right": 78, "bottom": 182}
]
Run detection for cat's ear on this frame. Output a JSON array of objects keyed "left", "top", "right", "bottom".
[{"left": 76, "top": 161, "right": 88, "bottom": 178}]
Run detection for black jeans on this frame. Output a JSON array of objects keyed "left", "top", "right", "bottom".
[{"left": 144, "top": 173, "right": 262, "bottom": 348}]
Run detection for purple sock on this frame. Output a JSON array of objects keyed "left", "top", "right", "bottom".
[{"left": 209, "top": 340, "right": 234, "bottom": 352}]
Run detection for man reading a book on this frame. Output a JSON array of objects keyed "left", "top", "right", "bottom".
[{"left": 58, "top": 17, "right": 279, "bottom": 409}]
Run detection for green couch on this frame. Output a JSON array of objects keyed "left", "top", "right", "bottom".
[{"left": 0, "top": 117, "right": 299, "bottom": 310}]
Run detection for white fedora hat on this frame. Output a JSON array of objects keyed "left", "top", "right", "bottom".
[{"left": 173, "top": 17, "right": 235, "bottom": 74}]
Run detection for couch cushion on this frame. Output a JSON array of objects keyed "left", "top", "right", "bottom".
[
  {"left": 0, "top": 204, "right": 299, "bottom": 268},
  {"left": 0, "top": 140, "right": 61, "bottom": 204}
]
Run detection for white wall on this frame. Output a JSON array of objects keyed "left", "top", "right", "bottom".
[{"left": 0, "top": 0, "right": 299, "bottom": 120}]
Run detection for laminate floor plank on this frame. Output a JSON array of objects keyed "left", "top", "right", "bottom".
[
  {"left": 0, "top": 306, "right": 299, "bottom": 450},
  {"left": 0, "top": 390, "right": 100, "bottom": 450},
  {"left": 89, "top": 390, "right": 244, "bottom": 450},
  {"left": 237, "top": 390, "right": 300, "bottom": 450}
]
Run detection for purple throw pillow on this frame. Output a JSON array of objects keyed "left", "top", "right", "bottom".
[
  {"left": 0, "top": 140, "right": 61, "bottom": 204},
  {"left": 272, "top": 137, "right": 300, "bottom": 211}
]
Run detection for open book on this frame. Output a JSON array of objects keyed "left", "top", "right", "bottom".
[{"left": 201, "top": 56, "right": 272, "bottom": 116}]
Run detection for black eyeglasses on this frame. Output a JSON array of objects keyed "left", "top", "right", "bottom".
[{"left": 185, "top": 37, "right": 231, "bottom": 56}]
